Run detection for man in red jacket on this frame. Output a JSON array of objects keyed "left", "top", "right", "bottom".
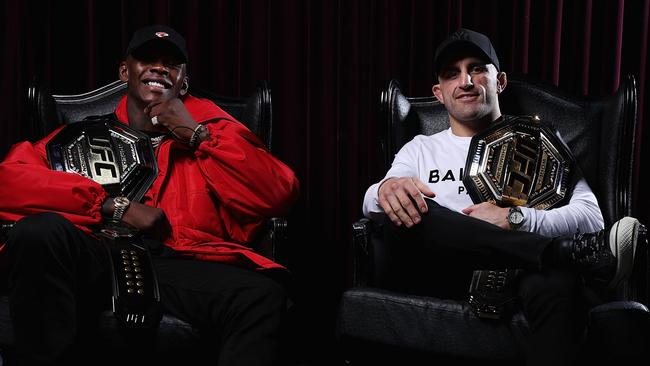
[{"left": 0, "top": 25, "right": 299, "bottom": 365}]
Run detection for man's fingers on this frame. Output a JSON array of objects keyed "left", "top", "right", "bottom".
[
  {"left": 378, "top": 177, "right": 435, "bottom": 226},
  {"left": 462, "top": 205, "right": 475, "bottom": 215},
  {"left": 400, "top": 182, "right": 426, "bottom": 218},
  {"left": 144, "top": 101, "right": 162, "bottom": 116},
  {"left": 388, "top": 198, "right": 414, "bottom": 227},
  {"left": 378, "top": 197, "right": 403, "bottom": 226},
  {"left": 413, "top": 178, "right": 435, "bottom": 197},
  {"left": 394, "top": 189, "right": 421, "bottom": 224},
  {"left": 386, "top": 195, "right": 414, "bottom": 227},
  {"left": 411, "top": 178, "right": 436, "bottom": 213},
  {"left": 411, "top": 194, "right": 429, "bottom": 214}
]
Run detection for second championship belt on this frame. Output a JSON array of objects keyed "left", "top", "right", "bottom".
[
  {"left": 46, "top": 116, "right": 162, "bottom": 328},
  {"left": 462, "top": 115, "right": 575, "bottom": 319}
]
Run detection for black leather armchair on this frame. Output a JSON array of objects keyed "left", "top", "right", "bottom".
[
  {"left": 338, "top": 75, "right": 650, "bottom": 364},
  {"left": 0, "top": 80, "right": 287, "bottom": 364}
]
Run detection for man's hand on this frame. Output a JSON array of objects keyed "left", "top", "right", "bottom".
[
  {"left": 378, "top": 177, "right": 435, "bottom": 228},
  {"left": 122, "top": 202, "right": 171, "bottom": 239},
  {"left": 462, "top": 202, "right": 509, "bottom": 229},
  {"left": 144, "top": 98, "right": 197, "bottom": 141}
]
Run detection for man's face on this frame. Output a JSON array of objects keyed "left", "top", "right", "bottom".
[
  {"left": 432, "top": 56, "right": 505, "bottom": 125},
  {"left": 119, "top": 42, "right": 187, "bottom": 106}
]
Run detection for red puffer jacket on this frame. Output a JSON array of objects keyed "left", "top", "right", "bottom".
[{"left": 0, "top": 94, "right": 299, "bottom": 270}]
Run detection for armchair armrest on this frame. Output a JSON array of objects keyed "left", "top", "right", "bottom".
[
  {"left": 0, "top": 221, "right": 13, "bottom": 244},
  {"left": 2, "top": 218, "right": 289, "bottom": 266},
  {"left": 350, "top": 218, "right": 395, "bottom": 288},
  {"left": 254, "top": 217, "right": 289, "bottom": 265},
  {"left": 351, "top": 218, "right": 371, "bottom": 287}
]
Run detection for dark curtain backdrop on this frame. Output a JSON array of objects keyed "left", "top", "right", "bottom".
[{"left": 1, "top": 0, "right": 649, "bottom": 361}]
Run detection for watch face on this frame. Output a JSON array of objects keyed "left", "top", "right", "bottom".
[{"left": 510, "top": 210, "right": 524, "bottom": 224}]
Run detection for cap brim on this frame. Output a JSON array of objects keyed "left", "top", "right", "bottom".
[
  {"left": 128, "top": 38, "right": 188, "bottom": 63},
  {"left": 435, "top": 41, "right": 494, "bottom": 73}
]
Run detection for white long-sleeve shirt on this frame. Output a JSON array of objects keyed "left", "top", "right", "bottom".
[{"left": 363, "top": 128, "right": 604, "bottom": 237}]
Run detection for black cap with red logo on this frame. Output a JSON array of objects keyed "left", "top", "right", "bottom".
[{"left": 126, "top": 25, "right": 188, "bottom": 63}]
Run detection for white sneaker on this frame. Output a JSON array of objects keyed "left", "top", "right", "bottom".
[{"left": 606, "top": 217, "right": 644, "bottom": 289}]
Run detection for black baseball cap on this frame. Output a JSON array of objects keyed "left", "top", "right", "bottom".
[
  {"left": 126, "top": 25, "right": 188, "bottom": 63},
  {"left": 434, "top": 28, "right": 500, "bottom": 73}
]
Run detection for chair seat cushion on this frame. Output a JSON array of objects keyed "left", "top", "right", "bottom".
[
  {"left": 338, "top": 287, "right": 529, "bottom": 360},
  {"left": 585, "top": 300, "right": 650, "bottom": 357},
  {"left": 0, "top": 295, "right": 202, "bottom": 355},
  {"left": 338, "top": 287, "right": 650, "bottom": 360}
]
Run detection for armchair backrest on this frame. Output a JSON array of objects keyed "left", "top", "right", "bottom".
[
  {"left": 25, "top": 80, "right": 273, "bottom": 150},
  {"left": 380, "top": 76, "right": 638, "bottom": 227}
]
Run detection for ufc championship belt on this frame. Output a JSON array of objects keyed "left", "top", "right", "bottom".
[
  {"left": 47, "top": 115, "right": 162, "bottom": 328},
  {"left": 462, "top": 115, "right": 575, "bottom": 319}
]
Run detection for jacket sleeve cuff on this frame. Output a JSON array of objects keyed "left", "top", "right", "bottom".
[
  {"left": 88, "top": 187, "right": 109, "bottom": 224},
  {"left": 193, "top": 124, "right": 219, "bottom": 157}
]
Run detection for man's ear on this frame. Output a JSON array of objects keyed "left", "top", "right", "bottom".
[
  {"left": 432, "top": 84, "right": 444, "bottom": 103},
  {"left": 118, "top": 61, "right": 128, "bottom": 82},
  {"left": 180, "top": 77, "right": 189, "bottom": 96},
  {"left": 496, "top": 71, "right": 507, "bottom": 94}
]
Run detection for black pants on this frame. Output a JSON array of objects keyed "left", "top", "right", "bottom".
[
  {"left": 384, "top": 200, "right": 589, "bottom": 366},
  {"left": 5, "top": 212, "right": 286, "bottom": 366}
]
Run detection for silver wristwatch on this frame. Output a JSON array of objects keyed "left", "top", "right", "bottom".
[
  {"left": 507, "top": 207, "right": 524, "bottom": 230},
  {"left": 112, "top": 196, "right": 131, "bottom": 222}
]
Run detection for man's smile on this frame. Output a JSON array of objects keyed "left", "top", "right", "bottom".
[
  {"left": 455, "top": 92, "right": 480, "bottom": 101},
  {"left": 142, "top": 77, "right": 172, "bottom": 92}
]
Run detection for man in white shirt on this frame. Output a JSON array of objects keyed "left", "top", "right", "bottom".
[{"left": 363, "top": 28, "right": 643, "bottom": 366}]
